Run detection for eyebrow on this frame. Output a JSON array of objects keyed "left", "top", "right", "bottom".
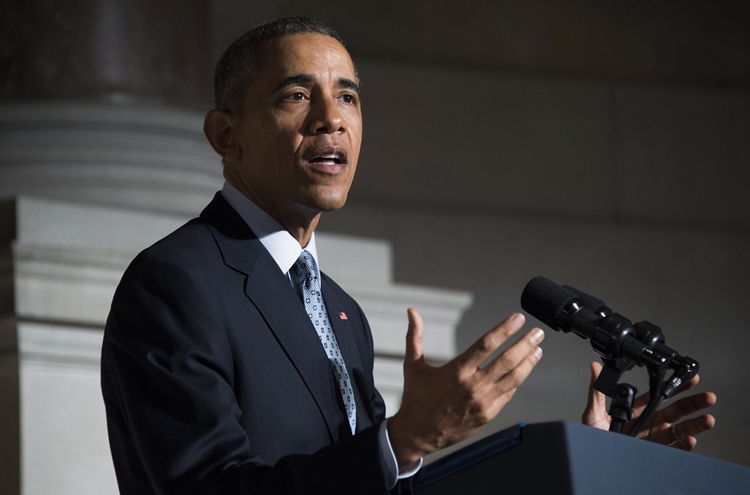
[{"left": 273, "top": 74, "right": 361, "bottom": 94}]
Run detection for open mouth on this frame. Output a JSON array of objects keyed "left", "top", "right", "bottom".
[
  {"left": 303, "top": 145, "right": 348, "bottom": 167},
  {"left": 309, "top": 153, "right": 344, "bottom": 165}
]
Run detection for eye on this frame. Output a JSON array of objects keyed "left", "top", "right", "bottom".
[
  {"left": 339, "top": 93, "right": 358, "bottom": 105},
  {"left": 286, "top": 92, "right": 307, "bottom": 101}
]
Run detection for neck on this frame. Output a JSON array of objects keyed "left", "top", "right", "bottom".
[
  {"left": 285, "top": 216, "right": 319, "bottom": 248},
  {"left": 224, "top": 173, "right": 320, "bottom": 248}
]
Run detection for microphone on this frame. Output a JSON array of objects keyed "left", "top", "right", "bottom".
[
  {"left": 564, "top": 284, "right": 678, "bottom": 363},
  {"left": 521, "top": 276, "right": 698, "bottom": 398},
  {"left": 522, "top": 276, "right": 700, "bottom": 436},
  {"left": 520, "top": 276, "right": 667, "bottom": 371}
]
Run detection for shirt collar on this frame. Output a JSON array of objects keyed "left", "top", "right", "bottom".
[{"left": 221, "top": 181, "right": 319, "bottom": 277}]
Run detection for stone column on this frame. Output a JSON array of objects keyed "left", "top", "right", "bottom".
[
  {"left": 0, "top": 0, "right": 218, "bottom": 214},
  {"left": 0, "top": 3, "right": 216, "bottom": 494},
  {"left": 1, "top": 0, "right": 210, "bottom": 109}
]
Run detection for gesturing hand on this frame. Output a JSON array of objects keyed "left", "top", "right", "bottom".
[
  {"left": 583, "top": 361, "right": 716, "bottom": 450},
  {"left": 388, "top": 308, "right": 544, "bottom": 470}
]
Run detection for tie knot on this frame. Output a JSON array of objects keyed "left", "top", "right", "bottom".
[{"left": 291, "top": 251, "right": 317, "bottom": 289}]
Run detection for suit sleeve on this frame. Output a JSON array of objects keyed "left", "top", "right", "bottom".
[{"left": 101, "top": 257, "right": 398, "bottom": 495}]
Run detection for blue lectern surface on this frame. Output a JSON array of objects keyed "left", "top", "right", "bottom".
[{"left": 414, "top": 421, "right": 750, "bottom": 494}]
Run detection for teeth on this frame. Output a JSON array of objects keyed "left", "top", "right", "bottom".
[{"left": 320, "top": 154, "right": 338, "bottom": 159}]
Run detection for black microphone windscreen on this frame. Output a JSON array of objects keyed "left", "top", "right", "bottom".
[{"left": 520, "top": 276, "right": 574, "bottom": 330}]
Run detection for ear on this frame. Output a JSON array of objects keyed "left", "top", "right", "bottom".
[{"left": 203, "top": 109, "right": 241, "bottom": 162}]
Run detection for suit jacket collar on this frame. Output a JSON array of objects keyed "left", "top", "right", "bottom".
[{"left": 198, "top": 192, "right": 369, "bottom": 437}]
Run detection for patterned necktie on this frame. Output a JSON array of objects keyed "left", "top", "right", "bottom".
[{"left": 291, "top": 250, "right": 357, "bottom": 434}]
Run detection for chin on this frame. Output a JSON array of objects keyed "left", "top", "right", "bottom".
[
  {"left": 303, "top": 186, "right": 350, "bottom": 212},
  {"left": 317, "top": 197, "right": 348, "bottom": 212},
  {"left": 312, "top": 195, "right": 349, "bottom": 213}
]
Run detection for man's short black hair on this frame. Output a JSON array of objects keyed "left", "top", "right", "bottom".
[{"left": 213, "top": 16, "right": 349, "bottom": 116}]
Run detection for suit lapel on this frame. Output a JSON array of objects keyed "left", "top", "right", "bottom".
[
  {"left": 243, "top": 257, "right": 348, "bottom": 439},
  {"left": 199, "top": 193, "right": 347, "bottom": 440}
]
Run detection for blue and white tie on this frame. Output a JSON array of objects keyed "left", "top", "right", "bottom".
[{"left": 291, "top": 251, "right": 356, "bottom": 434}]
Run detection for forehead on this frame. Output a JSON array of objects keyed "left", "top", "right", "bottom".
[{"left": 256, "top": 33, "right": 357, "bottom": 85}]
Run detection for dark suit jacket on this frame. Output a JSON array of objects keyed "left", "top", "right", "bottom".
[{"left": 101, "top": 193, "right": 409, "bottom": 494}]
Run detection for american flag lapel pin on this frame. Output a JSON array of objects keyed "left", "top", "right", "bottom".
[{"left": 339, "top": 312, "right": 348, "bottom": 320}]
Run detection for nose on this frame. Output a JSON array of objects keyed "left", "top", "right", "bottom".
[{"left": 307, "top": 97, "right": 345, "bottom": 135}]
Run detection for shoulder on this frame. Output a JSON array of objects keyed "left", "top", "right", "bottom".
[
  {"left": 109, "top": 226, "right": 217, "bottom": 308},
  {"left": 126, "top": 191, "right": 257, "bottom": 277},
  {"left": 134, "top": 218, "right": 218, "bottom": 270}
]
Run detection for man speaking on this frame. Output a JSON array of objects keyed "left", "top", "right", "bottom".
[{"left": 101, "top": 16, "right": 715, "bottom": 495}]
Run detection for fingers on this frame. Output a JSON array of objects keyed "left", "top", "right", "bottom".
[
  {"left": 458, "top": 313, "right": 537, "bottom": 370},
  {"left": 582, "top": 361, "right": 609, "bottom": 429},
  {"left": 660, "top": 391, "right": 717, "bottom": 425},
  {"left": 635, "top": 391, "right": 717, "bottom": 448},
  {"left": 480, "top": 316, "right": 544, "bottom": 383},
  {"left": 633, "top": 373, "right": 702, "bottom": 412},
  {"left": 392, "top": 310, "right": 544, "bottom": 463},
  {"left": 655, "top": 414, "right": 716, "bottom": 450},
  {"left": 670, "top": 436, "right": 699, "bottom": 451},
  {"left": 491, "top": 337, "right": 543, "bottom": 398},
  {"left": 586, "top": 361, "right": 606, "bottom": 411},
  {"left": 404, "top": 308, "right": 424, "bottom": 364},
  {"left": 686, "top": 414, "right": 716, "bottom": 449},
  {"left": 678, "top": 373, "right": 701, "bottom": 393},
  {"left": 677, "top": 413, "right": 716, "bottom": 441}
]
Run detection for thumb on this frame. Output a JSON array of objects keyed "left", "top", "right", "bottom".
[
  {"left": 404, "top": 307, "right": 424, "bottom": 364},
  {"left": 583, "top": 361, "right": 608, "bottom": 426}
]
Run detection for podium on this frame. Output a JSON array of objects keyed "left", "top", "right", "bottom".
[{"left": 413, "top": 421, "right": 750, "bottom": 494}]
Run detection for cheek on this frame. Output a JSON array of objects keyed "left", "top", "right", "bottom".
[
  {"left": 242, "top": 113, "right": 300, "bottom": 151},
  {"left": 244, "top": 134, "right": 300, "bottom": 174},
  {"left": 349, "top": 114, "right": 363, "bottom": 148}
]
